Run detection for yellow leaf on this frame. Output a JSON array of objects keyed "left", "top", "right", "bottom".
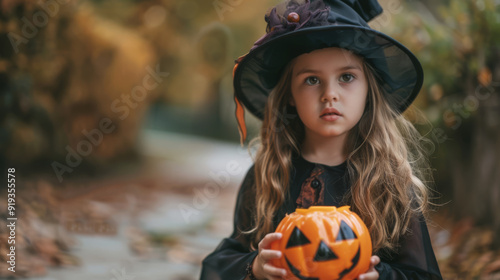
[
  {"left": 430, "top": 84, "right": 444, "bottom": 101},
  {"left": 478, "top": 67, "right": 492, "bottom": 86}
]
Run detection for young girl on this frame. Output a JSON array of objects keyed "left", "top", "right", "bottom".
[{"left": 201, "top": 0, "right": 442, "bottom": 279}]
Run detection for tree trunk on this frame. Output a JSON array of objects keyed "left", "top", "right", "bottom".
[{"left": 450, "top": 49, "right": 500, "bottom": 248}]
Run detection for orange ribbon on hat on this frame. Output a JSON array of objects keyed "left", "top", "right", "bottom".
[
  {"left": 234, "top": 96, "right": 247, "bottom": 146},
  {"left": 233, "top": 55, "right": 248, "bottom": 146}
]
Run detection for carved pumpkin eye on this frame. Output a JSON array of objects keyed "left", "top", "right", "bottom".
[
  {"left": 271, "top": 206, "right": 373, "bottom": 280},
  {"left": 336, "top": 220, "right": 358, "bottom": 241},
  {"left": 314, "top": 240, "right": 338, "bottom": 261},
  {"left": 286, "top": 226, "right": 311, "bottom": 248}
]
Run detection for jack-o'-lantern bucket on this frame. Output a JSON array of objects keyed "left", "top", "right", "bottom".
[{"left": 271, "top": 206, "right": 372, "bottom": 280}]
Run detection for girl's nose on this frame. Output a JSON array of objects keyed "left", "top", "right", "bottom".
[{"left": 321, "top": 83, "right": 339, "bottom": 103}]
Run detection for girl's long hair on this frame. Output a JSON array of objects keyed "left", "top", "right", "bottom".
[{"left": 247, "top": 55, "right": 433, "bottom": 253}]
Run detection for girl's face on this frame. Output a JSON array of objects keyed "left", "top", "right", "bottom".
[{"left": 290, "top": 47, "right": 368, "bottom": 140}]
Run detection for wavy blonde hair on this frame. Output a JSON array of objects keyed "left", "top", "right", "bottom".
[{"left": 246, "top": 53, "right": 433, "bottom": 253}]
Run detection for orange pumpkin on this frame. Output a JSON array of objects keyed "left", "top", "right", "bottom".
[{"left": 271, "top": 206, "right": 372, "bottom": 280}]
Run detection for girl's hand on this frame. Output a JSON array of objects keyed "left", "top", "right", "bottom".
[
  {"left": 252, "top": 232, "right": 287, "bottom": 280},
  {"left": 358, "top": 255, "right": 380, "bottom": 280}
]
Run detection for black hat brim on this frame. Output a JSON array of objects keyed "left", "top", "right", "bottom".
[{"left": 233, "top": 25, "right": 423, "bottom": 119}]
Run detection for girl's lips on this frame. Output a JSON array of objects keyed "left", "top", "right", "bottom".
[
  {"left": 320, "top": 114, "right": 340, "bottom": 121},
  {"left": 320, "top": 108, "right": 342, "bottom": 120}
]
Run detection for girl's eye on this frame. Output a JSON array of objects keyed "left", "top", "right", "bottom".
[
  {"left": 339, "top": 73, "right": 355, "bottom": 83},
  {"left": 305, "top": 76, "right": 320, "bottom": 85}
]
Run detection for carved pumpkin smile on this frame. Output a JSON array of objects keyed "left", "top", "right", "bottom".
[
  {"left": 284, "top": 247, "right": 360, "bottom": 280},
  {"left": 271, "top": 206, "right": 372, "bottom": 280}
]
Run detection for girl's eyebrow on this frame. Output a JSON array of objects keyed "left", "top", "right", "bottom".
[
  {"left": 338, "top": 64, "right": 362, "bottom": 71},
  {"left": 294, "top": 68, "right": 320, "bottom": 77},
  {"left": 294, "top": 64, "right": 362, "bottom": 77}
]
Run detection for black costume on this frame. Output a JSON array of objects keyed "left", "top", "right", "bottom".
[
  {"left": 200, "top": 153, "right": 442, "bottom": 279},
  {"left": 208, "top": 0, "right": 440, "bottom": 277}
]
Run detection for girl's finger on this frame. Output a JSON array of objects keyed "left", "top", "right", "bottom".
[
  {"left": 259, "top": 249, "right": 282, "bottom": 261},
  {"left": 263, "top": 263, "right": 287, "bottom": 278},
  {"left": 259, "top": 232, "right": 282, "bottom": 250},
  {"left": 371, "top": 255, "right": 381, "bottom": 266},
  {"left": 358, "top": 269, "right": 379, "bottom": 280}
]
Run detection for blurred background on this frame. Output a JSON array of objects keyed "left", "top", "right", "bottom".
[{"left": 0, "top": 0, "right": 499, "bottom": 279}]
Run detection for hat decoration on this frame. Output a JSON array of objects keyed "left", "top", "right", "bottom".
[{"left": 250, "top": 0, "right": 330, "bottom": 52}]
